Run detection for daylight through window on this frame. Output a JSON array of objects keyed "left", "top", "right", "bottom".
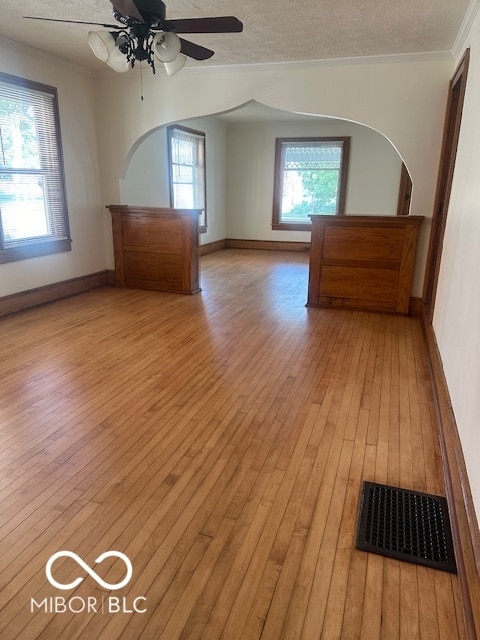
[
  {"left": 168, "top": 125, "right": 206, "bottom": 232},
  {"left": 272, "top": 137, "right": 350, "bottom": 230},
  {"left": 0, "top": 72, "right": 70, "bottom": 263}
]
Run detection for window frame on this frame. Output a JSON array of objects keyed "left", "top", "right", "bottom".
[
  {"left": 0, "top": 72, "right": 71, "bottom": 264},
  {"left": 167, "top": 124, "right": 207, "bottom": 233},
  {"left": 272, "top": 136, "right": 350, "bottom": 231}
]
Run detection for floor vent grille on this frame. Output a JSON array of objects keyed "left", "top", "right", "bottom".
[{"left": 356, "top": 481, "right": 457, "bottom": 573}]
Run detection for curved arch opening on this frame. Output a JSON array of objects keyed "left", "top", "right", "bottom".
[{"left": 120, "top": 99, "right": 411, "bottom": 245}]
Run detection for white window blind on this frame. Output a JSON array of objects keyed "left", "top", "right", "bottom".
[{"left": 0, "top": 72, "right": 70, "bottom": 261}]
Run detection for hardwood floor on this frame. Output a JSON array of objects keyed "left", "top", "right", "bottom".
[{"left": 0, "top": 249, "right": 467, "bottom": 639}]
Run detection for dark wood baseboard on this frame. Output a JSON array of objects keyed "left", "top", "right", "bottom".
[
  {"left": 0, "top": 271, "right": 111, "bottom": 318},
  {"left": 199, "top": 239, "right": 227, "bottom": 255},
  {"left": 200, "top": 238, "right": 310, "bottom": 255},
  {"left": 422, "top": 312, "right": 480, "bottom": 639},
  {"left": 225, "top": 238, "right": 310, "bottom": 252}
]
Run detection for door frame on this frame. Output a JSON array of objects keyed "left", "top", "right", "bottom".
[
  {"left": 396, "top": 163, "right": 413, "bottom": 216},
  {"left": 423, "top": 49, "right": 470, "bottom": 322}
]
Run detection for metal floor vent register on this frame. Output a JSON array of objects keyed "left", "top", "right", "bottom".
[{"left": 356, "top": 481, "right": 457, "bottom": 573}]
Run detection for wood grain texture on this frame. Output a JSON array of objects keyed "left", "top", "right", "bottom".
[
  {"left": 308, "top": 215, "right": 424, "bottom": 314},
  {"left": 0, "top": 249, "right": 468, "bottom": 640},
  {"left": 109, "top": 205, "right": 201, "bottom": 295},
  {"left": 322, "top": 227, "right": 405, "bottom": 262}
]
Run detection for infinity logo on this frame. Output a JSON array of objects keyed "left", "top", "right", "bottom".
[{"left": 46, "top": 551, "right": 133, "bottom": 591}]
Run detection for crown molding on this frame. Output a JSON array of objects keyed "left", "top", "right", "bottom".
[
  {"left": 178, "top": 50, "right": 454, "bottom": 75},
  {"left": 0, "top": 32, "right": 455, "bottom": 81},
  {"left": 91, "top": 50, "right": 454, "bottom": 81},
  {"left": 452, "top": 0, "right": 480, "bottom": 59}
]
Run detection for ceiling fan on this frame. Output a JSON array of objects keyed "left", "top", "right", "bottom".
[{"left": 24, "top": 0, "right": 243, "bottom": 76}]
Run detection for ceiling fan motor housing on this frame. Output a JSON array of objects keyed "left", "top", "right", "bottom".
[{"left": 134, "top": 0, "right": 167, "bottom": 25}]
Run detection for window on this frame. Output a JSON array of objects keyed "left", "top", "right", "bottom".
[
  {"left": 0, "top": 72, "right": 70, "bottom": 263},
  {"left": 272, "top": 137, "right": 350, "bottom": 230},
  {"left": 168, "top": 125, "right": 206, "bottom": 232}
]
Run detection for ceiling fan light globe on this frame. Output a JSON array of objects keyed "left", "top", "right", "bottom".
[
  {"left": 164, "top": 53, "right": 187, "bottom": 76},
  {"left": 87, "top": 31, "right": 116, "bottom": 62},
  {"left": 153, "top": 31, "right": 181, "bottom": 63},
  {"left": 107, "top": 47, "right": 131, "bottom": 73}
]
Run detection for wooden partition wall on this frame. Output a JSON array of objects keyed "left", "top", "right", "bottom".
[
  {"left": 109, "top": 205, "right": 201, "bottom": 295},
  {"left": 307, "top": 214, "right": 424, "bottom": 314}
]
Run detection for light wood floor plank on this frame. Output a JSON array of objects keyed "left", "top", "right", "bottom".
[{"left": 0, "top": 249, "right": 467, "bottom": 640}]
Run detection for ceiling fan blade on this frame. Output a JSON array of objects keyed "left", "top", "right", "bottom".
[
  {"left": 23, "top": 16, "right": 121, "bottom": 28},
  {"left": 168, "top": 16, "right": 243, "bottom": 34},
  {"left": 179, "top": 38, "right": 214, "bottom": 61},
  {"left": 110, "top": 0, "right": 145, "bottom": 22}
]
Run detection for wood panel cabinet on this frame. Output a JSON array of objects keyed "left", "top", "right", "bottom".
[
  {"left": 307, "top": 215, "right": 424, "bottom": 314},
  {"left": 109, "top": 205, "right": 201, "bottom": 294}
]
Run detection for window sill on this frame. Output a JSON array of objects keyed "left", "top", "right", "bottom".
[
  {"left": 0, "top": 238, "right": 72, "bottom": 264},
  {"left": 272, "top": 222, "right": 312, "bottom": 232}
]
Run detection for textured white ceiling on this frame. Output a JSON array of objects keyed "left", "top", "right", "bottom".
[{"left": 0, "top": 0, "right": 471, "bottom": 72}]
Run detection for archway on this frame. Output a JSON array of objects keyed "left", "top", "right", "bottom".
[{"left": 119, "top": 100, "right": 409, "bottom": 249}]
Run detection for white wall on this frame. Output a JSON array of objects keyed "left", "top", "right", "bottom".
[
  {"left": 0, "top": 45, "right": 455, "bottom": 298},
  {"left": 120, "top": 127, "right": 170, "bottom": 207},
  {"left": 0, "top": 41, "right": 105, "bottom": 297},
  {"left": 120, "top": 114, "right": 402, "bottom": 245},
  {"left": 94, "top": 56, "right": 453, "bottom": 294},
  {"left": 225, "top": 119, "right": 402, "bottom": 241},
  {"left": 433, "top": 16, "right": 480, "bottom": 521},
  {"left": 120, "top": 116, "right": 227, "bottom": 245}
]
